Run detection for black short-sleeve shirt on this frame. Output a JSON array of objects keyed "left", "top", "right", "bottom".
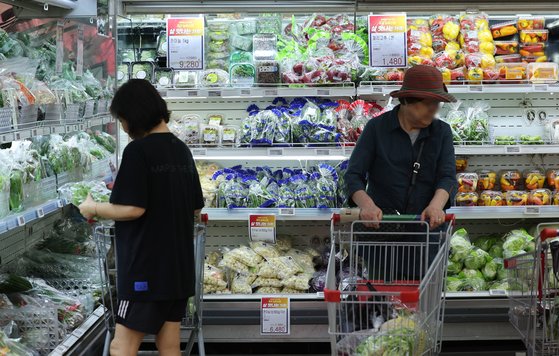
[{"left": 110, "top": 133, "right": 204, "bottom": 301}]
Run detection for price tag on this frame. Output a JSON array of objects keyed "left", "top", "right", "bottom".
[
  {"left": 315, "top": 149, "right": 330, "bottom": 156},
  {"left": 368, "top": 14, "right": 407, "bottom": 68},
  {"left": 469, "top": 86, "right": 483, "bottom": 92},
  {"left": 17, "top": 216, "right": 25, "bottom": 227},
  {"left": 192, "top": 148, "right": 207, "bottom": 156},
  {"left": 261, "top": 297, "right": 290, "bottom": 335},
  {"left": 14, "top": 131, "right": 21, "bottom": 140},
  {"left": 1, "top": 133, "right": 13, "bottom": 143},
  {"left": 57, "top": 199, "right": 64, "bottom": 208},
  {"left": 240, "top": 89, "right": 252, "bottom": 96},
  {"left": 66, "top": 125, "right": 73, "bottom": 133},
  {"left": 267, "top": 148, "right": 284, "bottom": 156},
  {"left": 317, "top": 89, "right": 330, "bottom": 96},
  {"left": 279, "top": 208, "right": 295, "bottom": 216},
  {"left": 524, "top": 206, "right": 541, "bottom": 215},
  {"left": 372, "top": 86, "right": 384, "bottom": 93},
  {"left": 52, "top": 345, "right": 69, "bottom": 355},
  {"left": 264, "top": 89, "right": 278, "bottom": 97},
  {"left": 489, "top": 289, "right": 507, "bottom": 296},
  {"left": 79, "top": 124, "right": 85, "bottom": 131},
  {"left": 534, "top": 84, "right": 549, "bottom": 92},
  {"left": 249, "top": 214, "right": 276, "bottom": 243},
  {"left": 36, "top": 208, "right": 44, "bottom": 219},
  {"left": 187, "top": 90, "right": 198, "bottom": 97},
  {"left": 31, "top": 128, "right": 38, "bottom": 137},
  {"left": 159, "top": 90, "right": 168, "bottom": 98},
  {"left": 208, "top": 90, "right": 222, "bottom": 97},
  {"left": 167, "top": 17, "right": 205, "bottom": 70},
  {"left": 505, "top": 146, "right": 522, "bottom": 154}
]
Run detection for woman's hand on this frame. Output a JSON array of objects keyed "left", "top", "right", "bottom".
[
  {"left": 79, "top": 194, "right": 97, "bottom": 220},
  {"left": 421, "top": 204, "right": 446, "bottom": 229}
]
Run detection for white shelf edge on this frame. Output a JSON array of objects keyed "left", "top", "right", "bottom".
[
  {"left": 0, "top": 198, "right": 67, "bottom": 234},
  {"left": 203, "top": 208, "right": 337, "bottom": 221},
  {"left": 358, "top": 83, "right": 559, "bottom": 96},
  {"left": 49, "top": 306, "right": 106, "bottom": 356},
  {"left": 203, "top": 293, "right": 323, "bottom": 301},
  {"left": 448, "top": 206, "right": 559, "bottom": 220}
]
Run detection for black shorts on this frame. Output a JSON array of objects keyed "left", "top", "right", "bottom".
[{"left": 115, "top": 299, "right": 187, "bottom": 335}]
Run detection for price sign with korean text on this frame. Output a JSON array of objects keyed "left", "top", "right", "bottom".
[
  {"left": 261, "top": 297, "right": 290, "bottom": 335},
  {"left": 167, "top": 17, "right": 204, "bottom": 70},
  {"left": 368, "top": 14, "right": 407, "bottom": 68},
  {"left": 249, "top": 214, "right": 276, "bottom": 243}
]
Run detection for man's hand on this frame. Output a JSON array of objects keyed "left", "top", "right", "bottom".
[
  {"left": 78, "top": 194, "right": 96, "bottom": 220},
  {"left": 359, "top": 204, "right": 383, "bottom": 228},
  {"left": 421, "top": 204, "right": 446, "bottom": 230}
]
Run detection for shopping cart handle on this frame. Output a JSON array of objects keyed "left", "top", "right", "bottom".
[
  {"left": 201, "top": 213, "right": 209, "bottom": 223},
  {"left": 541, "top": 228, "right": 559, "bottom": 241},
  {"left": 333, "top": 209, "right": 455, "bottom": 224},
  {"left": 323, "top": 288, "right": 341, "bottom": 303}
]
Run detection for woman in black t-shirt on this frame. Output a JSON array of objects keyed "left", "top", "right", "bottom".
[{"left": 79, "top": 79, "right": 204, "bottom": 356}]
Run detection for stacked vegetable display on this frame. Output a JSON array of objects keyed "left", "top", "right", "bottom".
[
  {"left": 455, "top": 168, "right": 559, "bottom": 207},
  {"left": 446, "top": 228, "right": 535, "bottom": 292},
  {"left": 204, "top": 236, "right": 323, "bottom": 294},
  {"left": 0, "top": 218, "right": 104, "bottom": 354}
]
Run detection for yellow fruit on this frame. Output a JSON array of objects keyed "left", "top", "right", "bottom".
[
  {"left": 468, "top": 67, "right": 483, "bottom": 81},
  {"left": 446, "top": 41, "right": 461, "bottom": 51},
  {"left": 443, "top": 21, "right": 460, "bottom": 41},
  {"left": 480, "top": 42, "right": 496, "bottom": 55},
  {"left": 420, "top": 46, "right": 434, "bottom": 58},
  {"left": 481, "top": 54, "right": 496, "bottom": 69},
  {"left": 476, "top": 19, "right": 489, "bottom": 30},
  {"left": 478, "top": 30, "right": 493, "bottom": 43},
  {"left": 419, "top": 32, "right": 432, "bottom": 47},
  {"left": 440, "top": 68, "right": 451, "bottom": 83},
  {"left": 536, "top": 56, "right": 548, "bottom": 63}
]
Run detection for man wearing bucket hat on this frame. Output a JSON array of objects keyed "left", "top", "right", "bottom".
[{"left": 346, "top": 65, "right": 458, "bottom": 229}]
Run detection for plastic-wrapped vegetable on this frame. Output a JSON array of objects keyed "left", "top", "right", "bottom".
[
  {"left": 204, "top": 264, "right": 227, "bottom": 288},
  {"left": 464, "top": 247, "right": 490, "bottom": 270},
  {"left": 199, "top": 69, "right": 229, "bottom": 87},
  {"left": 154, "top": 68, "right": 173, "bottom": 87},
  {"left": 449, "top": 228, "right": 472, "bottom": 263},
  {"left": 255, "top": 286, "right": 282, "bottom": 294},
  {"left": 131, "top": 62, "right": 154, "bottom": 81},
  {"left": 276, "top": 235, "right": 292, "bottom": 251},
  {"left": 282, "top": 274, "right": 312, "bottom": 290},
  {"left": 219, "top": 254, "right": 251, "bottom": 275},
  {"left": 231, "top": 273, "right": 253, "bottom": 294},
  {"left": 231, "top": 34, "right": 253, "bottom": 51},
  {"left": 58, "top": 180, "right": 111, "bottom": 206},
  {"left": 250, "top": 241, "right": 281, "bottom": 259},
  {"left": 230, "top": 63, "right": 255, "bottom": 87},
  {"left": 224, "top": 246, "right": 263, "bottom": 267},
  {"left": 234, "top": 21, "right": 256, "bottom": 35},
  {"left": 252, "top": 276, "right": 283, "bottom": 288}
]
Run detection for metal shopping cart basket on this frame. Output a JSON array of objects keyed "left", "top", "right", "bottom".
[
  {"left": 504, "top": 224, "right": 559, "bottom": 356},
  {"left": 93, "top": 213, "right": 208, "bottom": 356},
  {"left": 323, "top": 209, "right": 454, "bottom": 356}
]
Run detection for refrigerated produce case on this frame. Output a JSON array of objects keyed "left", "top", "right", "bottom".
[
  {"left": 0, "top": 1, "right": 118, "bottom": 354},
  {"left": 110, "top": 1, "right": 559, "bottom": 351}
]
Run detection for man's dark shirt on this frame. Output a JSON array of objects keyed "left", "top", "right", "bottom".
[{"left": 345, "top": 105, "right": 457, "bottom": 214}]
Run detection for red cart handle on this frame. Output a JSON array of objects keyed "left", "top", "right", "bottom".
[
  {"left": 332, "top": 209, "right": 455, "bottom": 225},
  {"left": 323, "top": 288, "right": 419, "bottom": 304},
  {"left": 541, "top": 228, "right": 559, "bottom": 241},
  {"left": 200, "top": 213, "right": 209, "bottom": 223}
]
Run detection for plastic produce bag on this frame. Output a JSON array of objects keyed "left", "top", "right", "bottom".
[
  {"left": 255, "top": 286, "right": 281, "bottom": 294},
  {"left": 449, "top": 228, "right": 472, "bottom": 263},
  {"left": 58, "top": 180, "right": 111, "bottom": 206},
  {"left": 250, "top": 241, "right": 281, "bottom": 259},
  {"left": 204, "top": 264, "right": 227, "bottom": 288},
  {"left": 231, "top": 273, "right": 253, "bottom": 294},
  {"left": 263, "top": 256, "right": 304, "bottom": 280},
  {"left": 282, "top": 274, "right": 312, "bottom": 290},
  {"left": 224, "top": 246, "right": 263, "bottom": 268},
  {"left": 252, "top": 276, "right": 283, "bottom": 288}
]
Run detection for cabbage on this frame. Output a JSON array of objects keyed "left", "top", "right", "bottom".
[
  {"left": 482, "top": 259, "right": 498, "bottom": 281},
  {"left": 460, "top": 276, "right": 487, "bottom": 291},
  {"left": 503, "top": 249, "right": 527, "bottom": 259},
  {"left": 446, "top": 276, "right": 463, "bottom": 292},
  {"left": 473, "top": 236, "right": 498, "bottom": 252},
  {"left": 460, "top": 268, "right": 484, "bottom": 280},
  {"left": 494, "top": 258, "right": 507, "bottom": 280},
  {"left": 488, "top": 243, "right": 504, "bottom": 258},
  {"left": 525, "top": 241, "right": 536, "bottom": 253},
  {"left": 503, "top": 229, "right": 534, "bottom": 253},
  {"left": 489, "top": 280, "right": 509, "bottom": 290},
  {"left": 447, "top": 259, "right": 463, "bottom": 275},
  {"left": 450, "top": 229, "right": 472, "bottom": 263},
  {"left": 464, "top": 248, "right": 489, "bottom": 270}
]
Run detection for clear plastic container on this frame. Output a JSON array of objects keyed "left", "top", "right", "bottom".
[
  {"left": 230, "top": 34, "right": 253, "bottom": 51},
  {"left": 528, "top": 189, "right": 552, "bottom": 205},
  {"left": 517, "top": 16, "right": 545, "bottom": 31},
  {"left": 520, "top": 30, "right": 549, "bottom": 44},
  {"left": 117, "top": 64, "right": 130, "bottom": 87},
  {"left": 490, "top": 21, "right": 518, "bottom": 38},
  {"left": 209, "top": 30, "right": 230, "bottom": 41},
  {"left": 173, "top": 70, "right": 198, "bottom": 87},
  {"left": 131, "top": 61, "right": 154, "bottom": 81},
  {"left": 230, "top": 51, "right": 253, "bottom": 64},
  {"left": 496, "top": 62, "right": 527, "bottom": 82},
  {"left": 153, "top": 68, "right": 174, "bottom": 87},
  {"left": 477, "top": 170, "right": 497, "bottom": 190},
  {"left": 207, "top": 114, "right": 223, "bottom": 126},
  {"left": 524, "top": 169, "right": 545, "bottom": 190},
  {"left": 234, "top": 20, "right": 257, "bottom": 35},
  {"left": 527, "top": 62, "right": 558, "bottom": 83},
  {"left": 255, "top": 60, "right": 280, "bottom": 84},
  {"left": 208, "top": 40, "right": 229, "bottom": 53},
  {"left": 207, "top": 20, "right": 230, "bottom": 32},
  {"left": 546, "top": 169, "right": 559, "bottom": 190},
  {"left": 200, "top": 124, "right": 222, "bottom": 146},
  {"left": 230, "top": 63, "right": 256, "bottom": 87},
  {"left": 495, "top": 54, "right": 522, "bottom": 63},
  {"left": 506, "top": 190, "right": 528, "bottom": 206},
  {"left": 455, "top": 192, "right": 479, "bottom": 206},
  {"left": 257, "top": 15, "right": 282, "bottom": 34},
  {"left": 199, "top": 69, "right": 230, "bottom": 87},
  {"left": 479, "top": 190, "right": 505, "bottom": 206},
  {"left": 221, "top": 125, "right": 238, "bottom": 146},
  {"left": 519, "top": 43, "right": 547, "bottom": 63},
  {"left": 253, "top": 34, "right": 278, "bottom": 60},
  {"left": 456, "top": 158, "right": 468, "bottom": 172},
  {"left": 494, "top": 41, "right": 518, "bottom": 55},
  {"left": 457, "top": 172, "right": 478, "bottom": 192},
  {"left": 500, "top": 170, "right": 521, "bottom": 191}
]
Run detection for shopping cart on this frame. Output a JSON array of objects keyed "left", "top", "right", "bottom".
[
  {"left": 324, "top": 209, "right": 454, "bottom": 355},
  {"left": 504, "top": 224, "right": 559, "bottom": 356},
  {"left": 93, "top": 213, "right": 208, "bottom": 356}
]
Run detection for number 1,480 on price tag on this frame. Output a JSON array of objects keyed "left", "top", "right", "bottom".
[{"left": 368, "top": 14, "right": 407, "bottom": 68}]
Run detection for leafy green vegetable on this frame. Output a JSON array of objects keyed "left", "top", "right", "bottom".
[
  {"left": 450, "top": 229, "right": 472, "bottom": 263},
  {"left": 488, "top": 242, "right": 504, "bottom": 258},
  {"left": 473, "top": 236, "right": 498, "bottom": 252},
  {"left": 482, "top": 258, "right": 498, "bottom": 281},
  {"left": 0, "top": 274, "right": 32, "bottom": 293},
  {"left": 494, "top": 135, "right": 516, "bottom": 145},
  {"left": 9, "top": 169, "right": 23, "bottom": 212},
  {"left": 446, "top": 276, "right": 464, "bottom": 292},
  {"left": 447, "top": 259, "right": 463, "bottom": 275}
]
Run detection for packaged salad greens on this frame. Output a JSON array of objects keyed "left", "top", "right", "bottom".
[
  {"left": 200, "top": 124, "right": 222, "bottom": 146},
  {"left": 230, "top": 34, "right": 253, "bottom": 51},
  {"left": 140, "top": 49, "right": 157, "bottom": 62},
  {"left": 157, "top": 31, "right": 167, "bottom": 57},
  {"left": 257, "top": 15, "right": 282, "bottom": 34},
  {"left": 173, "top": 70, "right": 198, "bottom": 87},
  {"left": 58, "top": 180, "right": 111, "bottom": 207},
  {"left": 230, "top": 50, "right": 253, "bottom": 64},
  {"left": 234, "top": 20, "right": 257, "bottom": 35},
  {"left": 131, "top": 61, "right": 154, "bottom": 81},
  {"left": 153, "top": 68, "right": 173, "bottom": 87},
  {"left": 199, "top": 69, "right": 229, "bottom": 87},
  {"left": 221, "top": 125, "right": 238, "bottom": 146},
  {"left": 230, "top": 63, "right": 256, "bottom": 87}
]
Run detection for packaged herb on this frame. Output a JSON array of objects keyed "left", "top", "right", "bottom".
[
  {"left": 131, "top": 62, "right": 154, "bottom": 82},
  {"left": 173, "top": 70, "right": 198, "bottom": 87},
  {"left": 156, "top": 31, "right": 167, "bottom": 57},
  {"left": 230, "top": 63, "right": 256, "bottom": 87},
  {"left": 231, "top": 34, "right": 253, "bottom": 51},
  {"left": 234, "top": 20, "right": 257, "bottom": 35},
  {"left": 140, "top": 49, "right": 157, "bottom": 62},
  {"left": 121, "top": 49, "right": 136, "bottom": 63},
  {"left": 253, "top": 34, "right": 277, "bottom": 60},
  {"left": 199, "top": 69, "right": 229, "bottom": 87},
  {"left": 222, "top": 125, "right": 238, "bottom": 146},
  {"left": 200, "top": 124, "right": 222, "bottom": 146},
  {"left": 207, "top": 114, "right": 223, "bottom": 126},
  {"left": 230, "top": 51, "right": 253, "bottom": 64},
  {"left": 257, "top": 15, "right": 282, "bottom": 34}
]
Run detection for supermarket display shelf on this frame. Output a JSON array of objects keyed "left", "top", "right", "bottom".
[
  {"left": 191, "top": 145, "right": 559, "bottom": 160},
  {"left": 161, "top": 85, "right": 356, "bottom": 100},
  {"left": 204, "top": 293, "right": 323, "bottom": 301},
  {"left": 203, "top": 208, "right": 336, "bottom": 221},
  {"left": 50, "top": 306, "right": 107, "bottom": 356},
  {"left": 358, "top": 83, "right": 559, "bottom": 96},
  {"left": 191, "top": 146, "right": 350, "bottom": 160},
  {"left": 455, "top": 144, "right": 559, "bottom": 155},
  {"left": 0, "top": 114, "right": 113, "bottom": 145},
  {"left": 448, "top": 206, "right": 559, "bottom": 219},
  {"left": 0, "top": 198, "right": 66, "bottom": 234}
]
